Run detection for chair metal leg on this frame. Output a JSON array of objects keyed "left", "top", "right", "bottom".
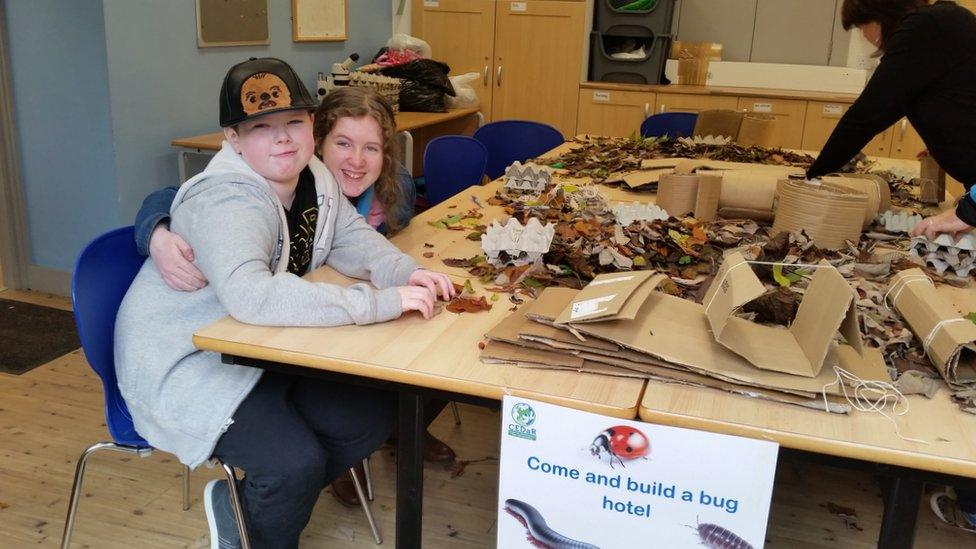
[
  {"left": 182, "top": 464, "right": 191, "bottom": 511},
  {"left": 219, "top": 462, "right": 252, "bottom": 549},
  {"left": 350, "top": 466, "right": 383, "bottom": 545},
  {"left": 362, "top": 457, "right": 374, "bottom": 502},
  {"left": 60, "top": 442, "right": 153, "bottom": 549},
  {"left": 451, "top": 401, "right": 462, "bottom": 425}
]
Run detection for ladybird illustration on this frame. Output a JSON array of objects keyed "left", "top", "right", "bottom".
[{"left": 590, "top": 425, "right": 650, "bottom": 468}]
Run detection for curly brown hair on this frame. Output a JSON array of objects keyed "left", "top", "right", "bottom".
[
  {"left": 841, "top": 0, "right": 928, "bottom": 51},
  {"left": 313, "top": 87, "right": 404, "bottom": 232}
]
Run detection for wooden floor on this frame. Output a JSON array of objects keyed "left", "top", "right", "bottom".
[{"left": 0, "top": 288, "right": 973, "bottom": 548}]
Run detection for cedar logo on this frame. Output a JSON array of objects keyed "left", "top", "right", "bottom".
[{"left": 508, "top": 402, "right": 537, "bottom": 441}]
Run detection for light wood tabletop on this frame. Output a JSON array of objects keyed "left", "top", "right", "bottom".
[
  {"left": 193, "top": 162, "right": 645, "bottom": 419},
  {"left": 171, "top": 107, "right": 482, "bottom": 151}
]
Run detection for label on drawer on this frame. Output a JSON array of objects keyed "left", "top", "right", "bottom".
[
  {"left": 752, "top": 102, "right": 772, "bottom": 113},
  {"left": 510, "top": 2, "right": 527, "bottom": 12},
  {"left": 593, "top": 91, "right": 611, "bottom": 102},
  {"left": 822, "top": 104, "right": 844, "bottom": 115},
  {"left": 423, "top": 0, "right": 439, "bottom": 6}
]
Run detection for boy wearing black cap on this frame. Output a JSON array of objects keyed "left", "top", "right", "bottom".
[{"left": 114, "top": 57, "right": 453, "bottom": 548}]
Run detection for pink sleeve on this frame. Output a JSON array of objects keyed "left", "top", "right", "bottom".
[{"left": 366, "top": 196, "right": 385, "bottom": 229}]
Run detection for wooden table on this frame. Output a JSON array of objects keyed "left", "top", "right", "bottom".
[
  {"left": 193, "top": 172, "right": 644, "bottom": 547},
  {"left": 172, "top": 107, "right": 483, "bottom": 181}
]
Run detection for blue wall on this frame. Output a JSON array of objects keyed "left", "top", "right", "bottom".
[
  {"left": 5, "top": 0, "right": 119, "bottom": 271},
  {"left": 6, "top": 0, "right": 392, "bottom": 272}
]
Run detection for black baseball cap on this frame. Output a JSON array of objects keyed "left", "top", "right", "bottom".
[{"left": 219, "top": 57, "right": 318, "bottom": 127}]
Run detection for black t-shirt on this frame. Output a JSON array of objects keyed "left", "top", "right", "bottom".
[
  {"left": 806, "top": 1, "right": 976, "bottom": 224},
  {"left": 284, "top": 167, "right": 318, "bottom": 276}
]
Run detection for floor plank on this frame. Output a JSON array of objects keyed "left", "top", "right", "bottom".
[{"left": 1, "top": 289, "right": 972, "bottom": 547}]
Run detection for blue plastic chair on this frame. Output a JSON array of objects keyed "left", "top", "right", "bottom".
[
  {"left": 640, "top": 112, "right": 698, "bottom": 139},
  {"left": 473, "top": 120, "right": 564, "bottom": 180},
  {"left": 423, "top": 136, "right": 488, "bottom": 206},
  {"left": 61, "top": 226, "right": 251, "bottom": 548}
]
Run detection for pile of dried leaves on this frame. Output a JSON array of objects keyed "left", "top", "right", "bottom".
[{"left": 544, "top": 135, "right": 816, "bottom": 184}]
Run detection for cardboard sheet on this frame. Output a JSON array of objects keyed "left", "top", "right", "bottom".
[{"left": 554, "top": 271, "right": 665, "bottom": 324}]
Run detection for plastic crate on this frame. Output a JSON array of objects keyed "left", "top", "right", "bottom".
[
  {"left": 595, "top": 0, "right": 676, "bottom": 38},
  {"left": 589, "top": 31, "right": 671, "bottom": 85}
]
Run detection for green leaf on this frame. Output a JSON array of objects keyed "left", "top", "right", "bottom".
[
  {"left": 772, "top": 264, "right": 792, "bottom": 287},
  {"left": 550, "top": 162, "right": 565, "bottom": 169},
  {"left": 678, "top": 255, "right": 692, "bottom": 265},
  {"left": 427, "top": 220, "right": 448, "bottom": 229},
  {"left": 633, "top": 256, "right": 647, "bottom": 267},
  {"left": 466, "top": 231, "right": 483, "bottom": 241},
  {"left": 442, "top": 214, "right": 462, "bottom": 225},
  {"left": 561, "top": 184, "right": 579, "bottom": 193},
  {"left": 463, "top": 279, "right": 475, "bottom": 294},
  {"left": 460, "top": 217, "right": 481, "bottom": 226},
  {"left": 490, "top": 293, "right": 500, "bottom": 302},
  {"left": 522, "top": 278, "right": 546, "bottom": 289},
  {"left": 966, "top": 312, "right": 976, "bottom": 325}
]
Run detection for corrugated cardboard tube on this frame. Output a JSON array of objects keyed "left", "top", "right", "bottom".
[
  {"left": 772, "top": 179, "right": 868, "bottom": 250},
  {"left": 736, "top": 113, "right": 776, "bottom": 148},
  {"left": 694, "top": 173, "right": 722, "bottom": 222},
  {"left": 713, "top": 170, "right": 782, "bottom": 221},
  {"left": 822, "top": 174, "right": 891, "bottom": 229},
  {"left": 657, "top": 174, "right": 700, "bottom": 217}
]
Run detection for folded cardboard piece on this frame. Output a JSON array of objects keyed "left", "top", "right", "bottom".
[
  {"left": 547, "top": 271, "right": 885, "bottom": 396},
  {"left": 694, "top": 110, "right": 744, "bottom": 140},
  {"left": 887, "top": 268, "right": 976, "bottom": 389},
  {"left": 702, "top": 252, "right": 864, "bottom": 377},
  {"left": 553, "top": 271, "right": 665, "bottom": 324}
]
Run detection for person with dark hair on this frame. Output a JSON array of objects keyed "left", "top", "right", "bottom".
[{"left": 806, "top": 1, "right": 976, "bottom": 242}]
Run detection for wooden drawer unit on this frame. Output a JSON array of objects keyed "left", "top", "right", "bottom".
[
  {"left": 736, "top": 96, "right": 806, "bottom": 149},
  {"left": 576, "top": 88, "right": 655, "bottom": 137},
  {"left": 656, "top": 93, "right": 738, "bottom": 114},
  {"left": 801, "top": 101, "right": 893, "bottom": 157},
  {"left": 889, "top": 117, "right": 927, "bottom": 160}
]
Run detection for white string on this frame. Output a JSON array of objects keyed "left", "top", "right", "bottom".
[
  {"left": 701, "top": 259, "right": 834, "bottom": 314},
  {"left": 821, "top": 365, "right": 928, "bottom": 444},
  {"left": 882, "top": 274, "right": 932, "bottom": 312},
  {"left": 922, "top": 318, "right": 969, "bottom": 355}
]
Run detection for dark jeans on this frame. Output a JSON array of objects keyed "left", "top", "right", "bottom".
[
  {"left": 958, "top": 487, "right": 976, "bottom": 515},
  {"left": 212, "top": 372, "right": 396, "bottom": 549}
]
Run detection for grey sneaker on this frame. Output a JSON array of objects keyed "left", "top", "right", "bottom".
[{"left": 204, "top": 479, "right": 243, "bottom": 549}]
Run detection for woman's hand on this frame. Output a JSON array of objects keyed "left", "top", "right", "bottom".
[
  {"left": 407, "top": 269, "right": 456, "bottom": 302},
  {"left": 148, "top": 224, "right": 208, "bottom": 291},
  {"left": 397, "top": 286, "right": 437, "bottom": 319},
  {"left": 911, "top": 209, "right": 975, "bottom": 241}
]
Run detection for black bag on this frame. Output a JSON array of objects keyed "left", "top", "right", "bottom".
[{"left": 380, "top": 59, "right": 456, "bottom": 112}]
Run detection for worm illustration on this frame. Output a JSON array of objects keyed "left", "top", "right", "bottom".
[
  {"left": 504, "top": 498, "right": 600, "bottom": 549},
  {"left": 694, "top": 522, "right": 754, "bottom": 549}
]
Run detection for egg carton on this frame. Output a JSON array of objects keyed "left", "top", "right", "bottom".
[
  {"left": 568, "top": 185, "right": 610, "bottom": 215},
  {"left": 876, "top": 210, "right": 922, "bottom": 234},
  {"left": 909, "top": 235, "right": 976, "bottom": 277},
  {"left": 677, "top": 135, "right": 733, "bottom": 147},
  {"left": 504, "top": 161, "right": 552, "bottom": 195},
  {"left": 612, "top": 201, "right": 669, "bottom": 226},
  {"left": 481, "top": 217, "right": 555, "bottom": 267}
]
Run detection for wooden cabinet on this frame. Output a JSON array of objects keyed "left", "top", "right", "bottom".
[
  {"left": 801, "top": 101, "right": 893, "bottom": 157},
  {"left": 576, "top": 88, "right": 654, "bottom": 137},
  {"left": 492, "top": 1, "right": 585, "bottom": 137},
  {"left": 411, "top": 0, "right": 495, "bottom": 114},
  {"left": 736, "top": 96, "right": 806, "bottom": 150},
  {"left": 889, "top": 117, "right": 927, "bottom": 160},
  {"left": 656, "top": 93, "right": 738, "bottom": 114}
]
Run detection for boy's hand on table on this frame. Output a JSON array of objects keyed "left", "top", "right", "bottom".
[
  {"left": 397, "top": 286, "right": 437, "bottom": 319},
  {"left": 407, "top": 269, "right": 456, "bottom": 302},
  {"left": 149, "top": 225, "right": 208, "bottom": 292}
]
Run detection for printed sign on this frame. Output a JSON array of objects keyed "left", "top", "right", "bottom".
[
  {"left": 752, "top": 102, "right": 773, "bottom": 113},
  {"left": 498, "top": 396, "right": 779, "bottom": 548},
  {"left": 593, "top": 91, "right": 611, "bottom": 102},
  {"left": 423, "top": 0, "right": 439, "bottom": 6},
  {"left": 822, "top": 104, "right": 844, "bottom": 115},
  {"left": 510, "top": 2, "right": 527, "bottom": 12}
]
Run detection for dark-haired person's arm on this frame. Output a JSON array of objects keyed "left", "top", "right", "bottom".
[
  {"left": 807, "top": 12, "right": 950, "bottom": 178},
  {"left": 134, "top": 186, "right": 208, "bottom": 291}
]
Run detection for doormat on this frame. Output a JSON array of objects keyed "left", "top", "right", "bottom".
[{"left": 0, "top": 298, "right": 80, "bottom": 375}]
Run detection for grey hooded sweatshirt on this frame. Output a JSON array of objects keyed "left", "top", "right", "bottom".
[{"left": 114, "top": 142, "right": 419, "bottom": 468}]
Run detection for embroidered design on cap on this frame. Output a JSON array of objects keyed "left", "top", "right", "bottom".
[{"left": 240, "top": 73, "right": 292, "bottom": 115}]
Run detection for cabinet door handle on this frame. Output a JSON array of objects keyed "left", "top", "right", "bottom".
[
  {"left": 900, "top": 118, "right": 908, "bottom": 140},
  {"left": 496, "top": 65, "right": 502, "bottom": 86},
  {"left": 659, "top": 104, "right": 666, "bottom": 113},
  {"left": 483, "top": 65, "right": 489, "bottom": 86},
  {"left": 643, "top": 103, "right": 650, "bottom": 119}
]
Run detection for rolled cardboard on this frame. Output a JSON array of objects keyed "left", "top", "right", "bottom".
[
  {"left": 822, "top": 174, "right": 891, "bottom": 229},
  {"left": 713, "top": 170, "right": 782, "bottom": 221},
  {"left": 677, "top": 58, "right": 710, "bottom": 86},
  {"left": 694, "top": 173, "right": 722, "bottom": 222},
  {"left": 772, "top": 179, "right": 867, "bottom": 250},
  {"left": 657, "top": 174, "right": 700, "bottom": 217},
  {"left": 736, "top": 113, "right": 775, "bottom": 148}
]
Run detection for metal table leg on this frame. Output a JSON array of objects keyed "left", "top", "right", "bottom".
[
  {"left": 877, "top": 475, "right": 923, "bottom": 549},
  {"left": 399, "top": 130, "right": 414, "bottom": 174},
  {"left": 396, "top": 390, "right": 424, "bottom": 547}
]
